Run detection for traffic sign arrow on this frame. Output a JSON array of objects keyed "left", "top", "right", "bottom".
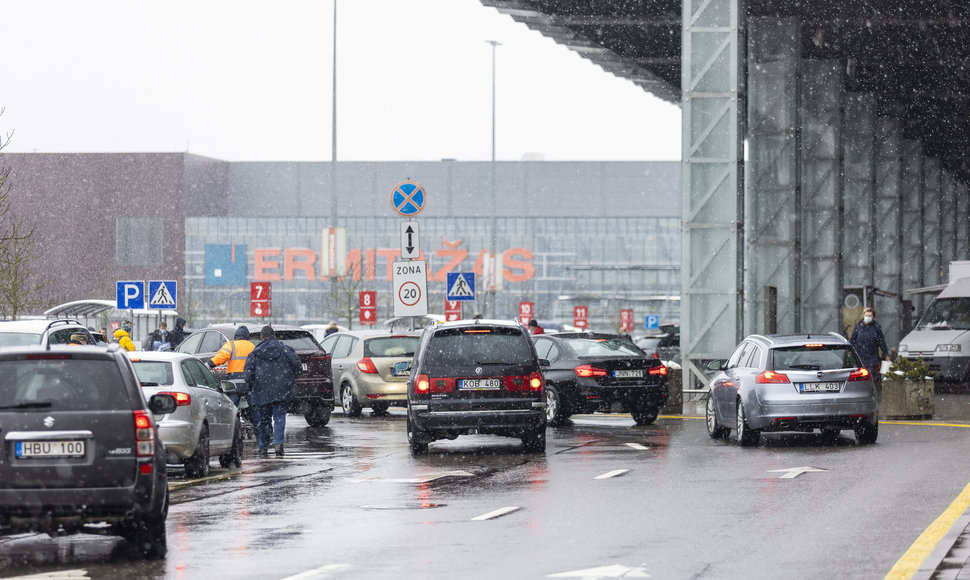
[
  {"left": 400, "top": 221, "right": 420, "bottom": 260},
  {"left": 767, "top": 466, "right": 827, "bottom": 479}
]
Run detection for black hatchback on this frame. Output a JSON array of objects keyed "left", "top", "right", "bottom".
[
  {"left": 532, "top": 333, "right": 669, "bottom": 425},
  {"left": 403, "top": 319, "right": 547, "bottom": 454}
]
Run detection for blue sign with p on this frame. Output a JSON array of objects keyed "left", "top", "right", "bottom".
[
  {"left": 117, "top": 281, "right": 145, "bottom": 310},
  {"left": 645, "top": 314, "right": 660, "bottom": 329}
]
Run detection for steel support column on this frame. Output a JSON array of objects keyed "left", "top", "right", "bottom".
[
  {"left": 958, "top": 182, "right": 969, "bottom": 260},
  {"left": 923, "top": 158, "right": 942, "bottom": 287},
  {"left": 842, "top": 94, "right": 876, "bottom": 301},
  {"left": 798, "top": 59, "right": 843, "bottom": 333},
  {"left": 941, "top": 171, "right": 957, "bottom": 265},
  {"left": 900, "top": 142, "right": 925, "bottom": 313},
  {"left": 874, "top": 118, "right": 902, "bottom": 346},
  {"left": 681, "top": 0, "right": 745, "bottom": 391},
  {"left": 745, "top": 18, "right": 799, "bottom": 335}
]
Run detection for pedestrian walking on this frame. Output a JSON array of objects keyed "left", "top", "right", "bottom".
[
  {"left": 850, "top": 307, "right": 890, "bottom": 387},
  {"left": 168, "top": 317, "right": 187, "bottom": 350},
  {"left": 208, "top": 326, "right": 255, "bottom": 407},
  {"left": 243, "top": 325, "right": 302, "bottom": 458},
  {"left": 528, "top": 319, "right": 544, "bottom": 335}
]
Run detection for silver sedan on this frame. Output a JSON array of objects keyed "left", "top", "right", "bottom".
[
  {"left": 127, "top": 351, "right": 243, "bottom": 476},
  {"left": 705, "top": 333, "right": 879, "bottom": 446}
]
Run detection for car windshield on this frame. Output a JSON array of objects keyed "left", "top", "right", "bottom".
[
  {"left": 365, "top": 336, "right": 419, "bottom": 357},
  {"left": 0, "top": 358, "right": 131, "bottom": 411},
  {"left": 0, "top": 332, "right": 43, "bottom": 347},
  {"left": 274, "top": 331, "right": 322, "bottom": 351},
  {"left": 771, "top": 345, "right": 860, "bottom": 371},
  {"left": 426, "top": 327, "right": 534, "bottom": 366},
  {"left": 131, "top": 360, "right": 175, "bottom": 386},
  {"left": 917, "top": 297, "right": 970, "bottom": 330},
  {"left": 566, "top": 337, "right": 646, "bottom": 357}
]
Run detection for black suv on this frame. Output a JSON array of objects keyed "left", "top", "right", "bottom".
[
  {"left": 0, "top": 345, "right": 177, "bottom": 558},
  {"left": 403, "top": 319, "right": 547, "bottom": 454},
  {"left": 177, "top": 323, "right": 335, "bottom": 427}
]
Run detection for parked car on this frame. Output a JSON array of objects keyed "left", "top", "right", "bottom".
[
  {"left": 0, "top": 344, "right": 177, "bottom": 558},
  {"left": 177, "top": 323, "right": 334, "bottom": 427},
  {"left": 635, "top": 332, "right": 681, "bottom": 364},
  {"left": 0, "top": 319, "right": 96, "bottom": 348},
  {"left": 705, "top": 333, "right": 879, "bottom": 446},
  {"left": 320, "top": 330, "right": 420, "bottom": 416},
  {"left": 127, "top": 351, "right": 243, "bottom": 476},
  {"left": 302, "top": 323, "right": 347, "bottom": 344},
  {"left": 532, "top": 332, "right": 669, "bottom": 426},
  {"left": 401, "top": 318, "right": 547, "bottom": 454}
]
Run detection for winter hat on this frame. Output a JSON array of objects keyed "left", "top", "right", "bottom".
[
  {"left": 260, "top": 325, "right": 275, "bottom": 339},
  {"left": 234, "top": 326, "right": 251, "bottom": 340}
]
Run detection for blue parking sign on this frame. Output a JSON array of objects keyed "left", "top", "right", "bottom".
[
  {"left": 645, "top": 314, "right": 660, "bottom": 329},
  {"left": 117, "top": 281, "right": 145, "bottom": 310}
]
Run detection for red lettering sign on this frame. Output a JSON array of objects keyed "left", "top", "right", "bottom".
[
  {"left": 518, "top": 302, "right": 534, "bottom": 325},
  {"left": 444, "top": 300, "right": 462, "bottom": 322},
  {"left": 359, "top": 291, "right": 377, "bottom": 326},
  {"left": 251, "top": 282, "right": 272, "bottom": 317},
  {"left": 574, "top": 305, "right": 588, "bottom": 329},
  {"left": 620, "top": 309, "right": 634, "bottom": 333}
]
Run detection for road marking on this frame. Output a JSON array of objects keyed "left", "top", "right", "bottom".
[
  {"left": 885, "top": 480, "right": 970, "bottom": 579},
  {"left": 767, "top": 466, "right": 827, "bottom": 479},
  {"left": 472, "top": 506, "right": 521, "bottom": 521},
  {"left": 280, "top": 564, "right": 352, "bottom": 580},
  {"left": 548, "top": 564, "right": 651, "bottom": 578},
  {"left": 882, "top": 420, "right": 970, "bottom": 428},
  {"left": 626, "top": 443, "right": 649, "bottom": 450},
  {"left": 352, "top": 470, "right": 474, "bottom": 484},
  {"left": 594, "top": 469, "right": 630, "bottom": 480},
  {"left": 5, "top": 571, "right": 92, "bottom": 580}
]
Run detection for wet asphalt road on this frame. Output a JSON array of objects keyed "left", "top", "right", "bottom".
[{"left": 3, "top": 396, "right": 970, "bottom": 579}]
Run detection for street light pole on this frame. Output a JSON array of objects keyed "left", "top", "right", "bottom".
[
  {"left": 487, "top": 40, "right": 500, "bottom": 319},
  {"left": 330, "top": 1, "right": 339, "bottom": 322}
]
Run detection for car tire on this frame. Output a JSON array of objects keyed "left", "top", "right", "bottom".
[
  {"left": 521, "top": 426, "right": 546, "bottom": 453},
  {"left": 632, "top": 406, "right": 660, "bottom": 426},
  {"left": 341, "top": 384, "right": 362, "bottom": 418},
  {"left": 736, "top": 400, "right": 760, "bottom": 447},
  {"left": 120, "top": 488, "right": 168, "bottom": 559},
  {"left": 219, "top": 417, "right": 244, "bottom": 468},
  {"left": 304, "top": 404, "right": 332, "bottom": 427},
  {"left": 706, "top": 395, "right": 730, "bottom": 439},
  {"left": 184, "top": 425, "right": 211, "bottom": 478},
  {"left": 407, "top": 415, "right": 429, "bottom": 455},
  {"left": 371, "top": 401, "right": 390, "bottom": 416},
  {"left": 855, "top": 418, "right": 878, "bottom": 444},
  {"left": 545, "top": 384, "right": 567, "bottom": 426}
]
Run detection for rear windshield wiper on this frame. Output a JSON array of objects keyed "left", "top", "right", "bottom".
[{"left": 0, "top": 401, "right": 53, "bottom": 410}]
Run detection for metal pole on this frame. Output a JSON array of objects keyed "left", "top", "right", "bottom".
[
  {"left": 487, "top": 40, "right": 500, "bottom": 319},
  {"left": 330, "top": 1, "right": 339, "bottom": 320}
]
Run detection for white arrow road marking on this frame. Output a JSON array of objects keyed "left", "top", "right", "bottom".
[
  {"left": 548, "top": 564, "right": 651, "bottom": 578},
  {"left": 625, "top": 443, "right": 649, "bottom": 450},
  {"left": 472, "top": 506, "right": 521, "bottom": 521},
  {"left": 6, "top": 571, "right": 91, "bottom": 580},
  {"left": 594, "top": 469, "right": 630, "bottom": 480},
  {"left": 280, "top": 564, "right": 352, "bottom": 580},
  {"left": 768, "top": 466, "right": 828, "bottom": 479},
  {"left": 351, "top": 470, "right": 475, "bottom": 483}
]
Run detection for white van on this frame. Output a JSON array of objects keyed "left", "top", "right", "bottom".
[{"left": 898, "top": 262, "right": 970, "bottom": 381}]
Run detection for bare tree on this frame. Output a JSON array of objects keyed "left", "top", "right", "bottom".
[{"left": 329, "top": 276, "right": 362, "bottom": 329}]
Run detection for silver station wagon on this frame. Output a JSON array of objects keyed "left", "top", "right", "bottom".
[{"left": 705, "top": 333, "right": 879, "bottom": 446}]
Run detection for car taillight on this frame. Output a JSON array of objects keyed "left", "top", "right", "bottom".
[
  {"left": 575, "top": 365, "right": 608, "bottom": 378},
  {"left": 848, "top": 368, "right": 871, "bottom": 382},
  {"left": 505, "top": 372, "right": 545, "bottom": 392},
  {"left": 415, "top": 374, "right": 430, "bottom": 393},
  {"left": 651, "top": 353, "right": 660, "bottom": 359},
  {"left": 158, "top": 391, "right": 191, "bottom": 406},
  {"left": 133, "top": 410, "right": 155, "bottom": 457},
  {"left": 649, "top": 365, "right": 668, "bottom": 376},
  {"left": 529, "top": 371, "right": 543, "bottom": 391},
  {"left": 357, "top": 358, "right": 378, "bottom": 374},
  {"left": 430, "top": 378, "right": 454, "bottom": 393},
  {"left": 755, "top": 370, "right": 790, "bottom": 384}
]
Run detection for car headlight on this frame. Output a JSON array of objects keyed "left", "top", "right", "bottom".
[
  {"left": 936, "top": 344, "right": 962, "bottom": 352},
  {"left": 898, "top": 344, "right": 907, "bottom": 353}
]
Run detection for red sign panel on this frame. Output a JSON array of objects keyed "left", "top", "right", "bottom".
[
  {"left": 359, "top": 291, "right": 377, "bottom": 326},
  {"left": 620, "top": 309, "right": 634, "bottom": 333},
  {"left": 573, "top": 305, "right": 588, "bottom": 329},
  {"left": 518, "top": 301, "right": 534, "bottom": 326},
  {"left": 250, "top": 282, "right": 272, "bottom": 317},
  {"left": 444, "top": 300, "right": 462, "bottom": 322}
]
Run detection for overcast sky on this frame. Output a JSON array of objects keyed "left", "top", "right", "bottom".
[{"left": 3, "top": 0, "right": 681, "bottom": 162}]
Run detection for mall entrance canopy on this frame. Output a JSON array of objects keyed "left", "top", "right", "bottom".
[{"left": 44, "top": 299, "right": 179, "bottom": 343}]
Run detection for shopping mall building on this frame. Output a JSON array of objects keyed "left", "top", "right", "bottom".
[{"left": 7, "top": 153, "right": 680, "bottom": 332}]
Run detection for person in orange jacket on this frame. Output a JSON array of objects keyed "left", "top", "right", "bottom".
[
  {"left": 208, "top": 325, "right": 256, "bottom": 406},
  {"left": 113, "top": 328, "right": 136, "bottom": 351}
]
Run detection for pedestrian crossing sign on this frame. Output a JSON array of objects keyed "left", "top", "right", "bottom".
[
  {"left": 446, "top": 272, "right": 475, "bottom": 301},
  {"left": 148, "top": 280, "right": 177, "bottom": 310}
]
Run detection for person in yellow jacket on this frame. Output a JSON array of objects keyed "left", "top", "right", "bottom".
[
  {"left": 207, "top": 325, "right": 255, "bottom": 406},
  {"left": 113, "top": 328, "right": 136, "bottom": 351}
]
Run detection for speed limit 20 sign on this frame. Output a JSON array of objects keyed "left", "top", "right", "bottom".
[{"left": 392, "top": 260, "right": 428, "bottom": 317}]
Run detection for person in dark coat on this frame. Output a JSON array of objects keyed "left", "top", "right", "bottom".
[
  {"left": 850, "top": 307, "right": 890, "bottom": 385},
  {"left": 243, "top": 325, "right": 302, "bottom": 457},
  {"left": 168, "top": 317, "right": 187, "bottom": 350}
]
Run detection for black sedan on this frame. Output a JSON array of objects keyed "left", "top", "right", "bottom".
[{"left": 532, "top": 333, "right": 669, "bottom": 425}]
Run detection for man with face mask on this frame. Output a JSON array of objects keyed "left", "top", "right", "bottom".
[{"left": 850, "top": 307, "right": 890, "bottom": 387}]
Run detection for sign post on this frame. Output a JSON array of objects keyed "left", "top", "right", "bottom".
[
  {"left": 359, "top": 291, "right": 377, "bottom": 326},
  {"left": 574, "top": 305, "right": 588, "bottom": 329},
  {"left": 444, "top": 300, "right": 462, "bottom": 322},
  {"left": 393, "top": 260, "right": 428, "bottom": 317},
  {"left": 116, "top": 281, "right": 145, "bottom": 310},
  {"left": 446, "top": 272, "right": 475, "bottom": 301},
  {"left": 250, "top": 282, "right": 272, "bottom": 317},
  {"left": 400, "top": 221, "right": 420, "bottom": 260},
  {"left": 518, "top": 301, "right": 534, "bottom": 325},
  {"left": 148, "top": 281, "right": 177, "bottom": 310},
  {"left": 645, "top": 314, "right": 660, "bottom": 330},
  {"left": 620, "top": 309, "right": 634, "bottom": 333}
]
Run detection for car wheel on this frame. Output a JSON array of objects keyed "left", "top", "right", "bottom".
[
  {"left": 341, "top": 384, "right": 362, "bottom": 417},
  {"left": 407, "top": 415, "right": 429, "bottom": 455},
  {"left": 219, "top": 417, "right": 244, "bottom": 468},
  {"left": 371, "top": 402, "right": 390, "bottom": 416},
  {"left": 545, "top": 384, "right": 566, "bottom": 426},
  {"left": 120, "top": 488, "right": 168, "bottom": 559},
  {"left": 304, "top": 404, "right": 332, "bottom": 427},
  {"left": 855, "top": 418, "right": 878, "bottom": 444},
  {"left": 184, "top": 425, "right": 211, "bottom": 478},
  {"left": 632, "top": 406, "right": 660, "bottom": 426},
  {"left": 736, "top": 400, "right": 760, "bottom": 447},
  {"left": 706, "top": 395, "right": 730, "bottom": 439},
  {"left": 521, "top": 426, "right": 546, "bottom": 453}
]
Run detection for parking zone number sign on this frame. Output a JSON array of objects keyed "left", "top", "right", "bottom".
[
  {"left": 519, "top": 302, "right": 534, "bottom": 325},
  {"left": 251, "top": 282, "right": 272, "bottom": 317},
  {"left": 620, "top": 309, "right": 634, "bottom": 333},
  {"left": 393, "top": 260, "right": 428, "bottom": 317},
  {"left": 574, "top": 305, "right": 588, "bottom": 329},
  {"left": 359, "top": 291, "right": 377, "bottom": 326}
]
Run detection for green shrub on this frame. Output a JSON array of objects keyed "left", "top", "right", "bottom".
[{"left": 887, "top": 357, "right": 934, "bottom": 381}]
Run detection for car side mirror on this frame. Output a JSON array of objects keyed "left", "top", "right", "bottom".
[
  {"left": 148, "top": 393, "right": 177, "bottom": 415},
  {"left": 706, "top": 359, "right": 725, "bottom": 372},
  {"left": 221, "top": 380, "right": 236, "bottom": 393},
  {"left": 393, "top": 361, "right": 411, "bottom": 374},
  {"left": 538, "top": 358, "right": 550, "bottom": 367}
]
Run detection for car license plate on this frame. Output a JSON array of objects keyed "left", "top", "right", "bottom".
[
  {"left": 614, "top": 369, "right": 644, "bottom": 378},
  {"left": 394, "top": 368, "right": 410, "bottom": 376},
  {"left": 16, "top": 440, "right": 85, "bottom": 458},
  {"left": 799, "top": 382, "right": 841, "bottom": 393},
  {"left": 302, "top": 363, "right": 308, "bottom": 371},
  {"left": 459, "top": 378, "right": 501, "bottom": 390}
]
